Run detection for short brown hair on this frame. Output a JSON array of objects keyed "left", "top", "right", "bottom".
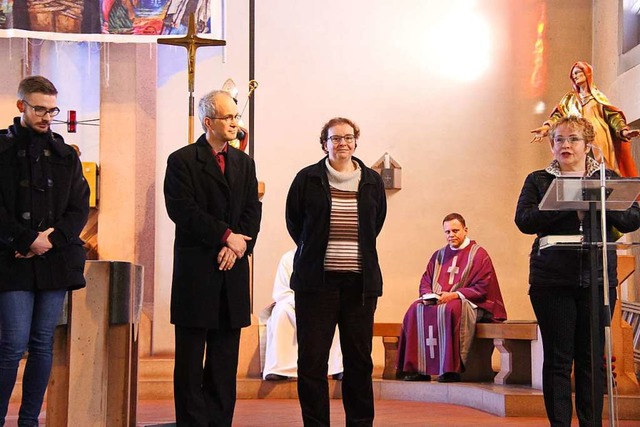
[
  {"left": 17, "top": 76, "right": 58, "bottom": 99},
  {"left": 319, "top": 117, "right": 360, "bottom": 149},
  {"left": 442, "top": 213, "right": 466, "bottom": 227},
  {"left": 548, "top": 116, "right": 595, "bottom": 146}
]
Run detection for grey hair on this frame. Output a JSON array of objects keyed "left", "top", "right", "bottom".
[{"left": 197, "top": 90, "right": 232, "bottom": 131}]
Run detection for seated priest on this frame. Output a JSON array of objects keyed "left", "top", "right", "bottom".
[
  {"left": 261, "top": 249, "right": 343, "bottom": 381},
  {"left": 396, "top": 213, "right": 507, "bottom": 382}
]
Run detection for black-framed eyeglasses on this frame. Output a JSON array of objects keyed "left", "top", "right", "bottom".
[
  {"left": 22, "top": 99, "right": 60, "bottom": 118},
  {"left": 212, "top": 114, "right": 241, "bottom": 123},
  {"left": 327, "top": 134, "right": 356, "bottom": 144},
  {"left": 553, "top": 136, "right": 583, "bottom": 146}
]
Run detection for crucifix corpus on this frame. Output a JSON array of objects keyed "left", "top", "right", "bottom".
[{"left": 157, "top": 13, "right": 226, "bottom": 144}]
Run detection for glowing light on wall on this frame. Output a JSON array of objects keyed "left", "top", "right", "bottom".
[
  {"left": 530, "top": 2, "right": 547, "bottom": 98},
  {"left": 422, "top": 1, "right": 492, "bottom": 82}
]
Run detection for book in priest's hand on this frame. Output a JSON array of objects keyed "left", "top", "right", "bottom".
[{"left": 421, "top": 293, "right": 441, "bottom": 302}]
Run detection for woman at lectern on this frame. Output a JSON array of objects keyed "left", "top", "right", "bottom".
[{"left": 515, "top": 116, "right": 640, "bottom": 427}]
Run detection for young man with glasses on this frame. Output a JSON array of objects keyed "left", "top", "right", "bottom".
[{"left": 0, "top": 75, "right": 90, "bottom": 426}]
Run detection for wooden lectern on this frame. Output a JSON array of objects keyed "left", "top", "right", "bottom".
[{"left": 47, "top": 261, "right": 143, "bottom": 427}]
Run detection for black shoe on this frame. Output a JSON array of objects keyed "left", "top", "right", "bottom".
[
  {"left": 437, "top": 372, "right": 461, "bottom": 383},
  {"left": 402, "top": 373, "right": 431, "bottom": 381},
  {"left": 331, "top": 372, "right": 344, "bottom": 381},
  {"left": 265, "top": 373, "right": 289, "bottom": 381}
]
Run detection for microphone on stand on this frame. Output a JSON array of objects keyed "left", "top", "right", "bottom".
[
  {"left": 586, "top": 143, "right": 610, "bottom": 284},
  {"left": 589, "top": 143, "right": 618, "bottom": 421}
]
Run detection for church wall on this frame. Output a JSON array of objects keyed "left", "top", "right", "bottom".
[
  {"left": 593, "top": 0, "right": 640, "bottom": 302},
  {"left": 247, "top": 0, "right": 592, "bottom": 338}
]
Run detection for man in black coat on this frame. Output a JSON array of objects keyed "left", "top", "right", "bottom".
[
  {"left": 0, "top": 76, "right": 89, "bottom": 426},
  {"left": 164, "top": 90, "right": 262, "bottom": 427}
]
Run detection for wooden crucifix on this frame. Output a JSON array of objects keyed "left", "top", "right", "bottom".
[{"left": 158, "top": 13, "right": 226, "bottom": 144}]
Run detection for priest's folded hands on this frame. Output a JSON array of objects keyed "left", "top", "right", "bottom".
[{"left": 436, "top": 291, "right": 459, "bottom": 304}]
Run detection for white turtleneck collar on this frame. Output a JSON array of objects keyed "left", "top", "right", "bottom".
[
  {"left": 450, "top": 237, "right": 471, "bottom": 251},
  {"left": 325, "top": 159, "right": 361, "bottom": 191}
]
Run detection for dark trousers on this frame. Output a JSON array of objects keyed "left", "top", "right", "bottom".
[
  {"left": 295, "top": 272, "right": 377, "bottom": 427},
  {"left": 530, "top": 286, "right": 616, "bottom": 427},
  {"left": 173, "top": 320, "right": 241, "bottom": 427}
]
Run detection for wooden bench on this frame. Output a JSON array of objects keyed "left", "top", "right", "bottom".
[
  {"left": 373, "top": 321, "right": 540, "bottom": 385},
  {"left": 373, "top": 323, "right": 403, "bottom": 380}
]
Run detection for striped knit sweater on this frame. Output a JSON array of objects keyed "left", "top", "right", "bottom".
[{"left": 325, "top": 159, "right": 362, "bottom": 272}]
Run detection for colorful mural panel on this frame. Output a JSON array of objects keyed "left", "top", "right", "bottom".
[{"left": 0, "top": 0, "right": 221, "bottom": 41}]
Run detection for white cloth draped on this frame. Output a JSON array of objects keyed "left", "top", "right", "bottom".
[{"left": 261, "top": 249, "right": 343, "bottom": 378}]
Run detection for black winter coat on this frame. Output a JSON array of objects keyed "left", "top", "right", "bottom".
[
  {"left": 285, "top": 157, "right": 387, "bottom": 296},
  {"left": 164, "top": 135, "right": 262, "bottom": 329},
  {"left": 515, "top": 166, "right": 640, "bottom": 288},
  {"left": 0, "top": 118, "right": 90, "bottom": 292}
]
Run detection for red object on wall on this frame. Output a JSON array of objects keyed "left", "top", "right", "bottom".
[{"left": 67, "top": 110, "right": 77, "bottom": 133}]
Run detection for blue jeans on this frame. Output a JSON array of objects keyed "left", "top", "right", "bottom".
[{"left": 0, "top": 290, "right": 67, "bottom": 427}]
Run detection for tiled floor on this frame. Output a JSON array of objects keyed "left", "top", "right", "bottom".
[{"left": 6, "top": 399, "right": 640, "bottom": 427}]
